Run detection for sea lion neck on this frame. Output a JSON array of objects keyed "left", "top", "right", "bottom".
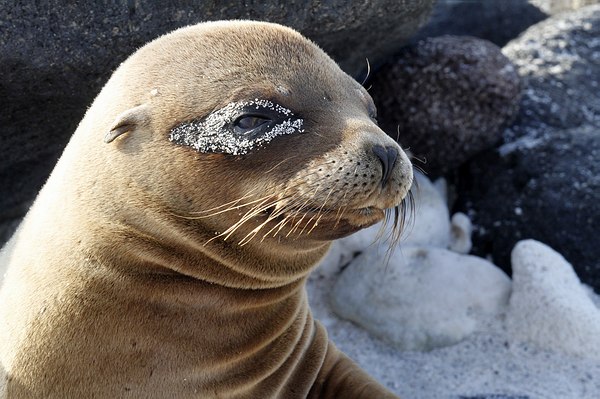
[{"left": 85, "top": 201, "right": 331, "bottom": 290}]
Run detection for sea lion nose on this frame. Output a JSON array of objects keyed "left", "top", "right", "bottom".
[{"left": 372, "top": 145, "right": 398, "bottom": 188}]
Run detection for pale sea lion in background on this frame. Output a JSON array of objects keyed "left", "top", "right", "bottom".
[{"left": 0, "top": 21, "right": 412, "bottom": 398}]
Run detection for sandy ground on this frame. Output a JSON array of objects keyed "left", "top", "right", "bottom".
[{"left": 307, "top": 272, "right": 600, "bottom": 399}]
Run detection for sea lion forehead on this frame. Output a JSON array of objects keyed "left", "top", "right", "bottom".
[
  {"left": 138, "top": 21, "right": 345, "bottom": 104},
  {"left": 166, "top": 21, "right": 325, "bottom": 70}
]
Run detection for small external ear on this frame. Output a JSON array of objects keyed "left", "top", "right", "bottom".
[{"left": 104, "top": 104, "right": 151, "bottom": 144}]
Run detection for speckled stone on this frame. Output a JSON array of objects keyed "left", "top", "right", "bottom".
[
  {"left": 457, "top": 395, "right": 530, "bottom": 399},
  {"left": 370, "top": 36, "right": 521, "bottom": 176},
  {"left": 415, "top": 0, "right": 547, "bottom": 46},
  {"left": 456, "top": 6, "right": 600, "bottom": 290}
]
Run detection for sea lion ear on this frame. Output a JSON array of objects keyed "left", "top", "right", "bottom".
[{"left": 104, "top": 104, "right": 151, "bottom": 143}]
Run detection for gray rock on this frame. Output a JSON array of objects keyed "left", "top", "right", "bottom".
[
  {"left": 503, "top": 4, "right": 600, "bottom": 136},
  {"left": 370, "top": 36, "right": 521, "bottom": 176},
  {"left": 457, "top": 395, "right": 530, "bottom": 399},
  {"left": 330, "top": 246, "right": 511, "bottom": 351},
  {"left": 456, "top": 6, "right": 600, "bottom": 290},
  {"left": 459, "top": 126, "right": 600, "bottom": 288},
  {"left": 530, "top": 0, "right": 600, "bottom": 14},
  {"left": 415, "top": 0, "right": 548, "bottom": 46},
  {"left": 0, "top": 1, "right": 435, "bottom": 247}
]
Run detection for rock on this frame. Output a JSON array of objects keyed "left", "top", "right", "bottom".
[
  {"left": 330, "top": 246, "right": 511, "bottom": 351},
  {"left": 530, "top": 0, "right": 600, "bottom": 14},
  {"left": 0, "top": 0, "right": 435, "bottom": 247},
  {"left": 457, "top": 395, "right": 530, "bottom": 399},
  {"left": 506, "top": 240, "right": 600, "bottom": 360},
  {"left": 370, "top": 36, "right": 521, "bottom": 176},
  {"left": 458, "top": 125, "right": 600, "bottom": 288},
  {"left": 415, "top": 0, "right": 600, "bottom": 46},
  {"left": 415, "top": 0, "right": 548, "bottom": 46},
  {"left": 503, "top": 4, "right": 600, "bottom": 136},
  {"left": 456, "top": 6, "right": 600, "bottom": 290}
]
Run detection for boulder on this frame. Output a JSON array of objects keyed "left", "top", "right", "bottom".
[
  {"left": 456, "top": 6, "right": 600, "bottom": 290},
  {"left": 415, "top": 0, "right": 547, "bottom": 46},
  {"left": 370, "top": 36, "right": 521, "bottom": 176}
]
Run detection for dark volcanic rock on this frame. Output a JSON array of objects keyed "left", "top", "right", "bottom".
[
  {"left": 456, "top": 5, "right": 600, "bottom": 290},
  {"left": 415, "top": 0, "right": 548, "bottom": 46},
  {"left": 370, "top": 36, "right": 521, "bottom": 176},
  {"left": 0, "top": 1, "right": 434, "bottom": 245},
  {"left": 503, "top": 5, "right": 600, "bottom": 134},
  {"left": 460, "top": 126, "right": 600, "bottom": 290}
]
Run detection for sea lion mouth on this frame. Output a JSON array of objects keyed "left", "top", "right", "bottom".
[
  {"left": 263, "top": 204, "right": 385, "bottom": 220},
  {"left": 251, "top": 204, "right": 385, "bottom": 241},
  {"left": 261, "top": 203, "right": 389, "bottom": 234},
  {"left": 203, "top": 187, "right": 413, "bottom": 245}
]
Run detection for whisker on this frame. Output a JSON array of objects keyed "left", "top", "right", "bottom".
[
  {"left": 288, "top": 184, "right": 323, "bottom": 236},
  {"left": 187, "top": 187, "right": 259, "bottom": 215},
  {"left": 361, "top": 58, "right": 371, "bottom": 87},
  {"left": 177, "top": 193, "right": 274, "bottom": 219},
  {"left": 205, "top": 197, "right": 278, "bottom": 244},
  {"left": 240, "top": 192, "right": 307, "bottom": 245},
  {"left": 261, "top": 214, "right": 292, "bottom": 241},
  {"left": 304, "top": 186, "right": 337, "bottom": 236},
  {"left": 264, "top": 155, "right": 298, "bottom": 174}
]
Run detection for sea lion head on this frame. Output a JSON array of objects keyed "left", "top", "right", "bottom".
[{"left": 70, "top": 21, "right": 413, "bottom": 285}]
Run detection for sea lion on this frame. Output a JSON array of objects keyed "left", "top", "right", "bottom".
[{"left": 0, "top": 21, "right": 412, "bottom": 398}]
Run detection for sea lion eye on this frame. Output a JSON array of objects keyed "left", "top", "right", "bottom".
[
  {"left": 169, "top": 99, "right": 303, "bottom": 155},
  {"left": 233, "top": 115, "right": 271, "bottom": 135}
]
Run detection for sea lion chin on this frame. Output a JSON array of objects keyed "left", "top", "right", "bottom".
[{"left": 0, "top": 20, "right": 412, "bottom": 398}]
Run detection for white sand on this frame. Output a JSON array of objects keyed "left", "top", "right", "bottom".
[{"left": 308, "top": 272, "right": 600, "bottom": 398}]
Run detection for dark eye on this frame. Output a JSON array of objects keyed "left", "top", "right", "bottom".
[{"left": 233, "top": 115, "right": 271, "bottom": 135}]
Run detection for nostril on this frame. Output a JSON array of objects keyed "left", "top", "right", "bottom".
[{"left": 373, "top": 145, "right": 399, "bottom": 188}]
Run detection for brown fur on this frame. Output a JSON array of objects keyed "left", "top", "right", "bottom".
[{"left": 0, "top": 21, "right": 412, "bottom": 398}]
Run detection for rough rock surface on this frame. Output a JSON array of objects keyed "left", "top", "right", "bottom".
[
  {"left": 530, "top": 0, "right": 600, "bottom": 14},
  {"left": 506, "top": 240, "right": 600, "bottom": 359},
  {"left": 0, "top": 0, "right": 434, "bottom": 245},
  {"left": 330, "top": 246, "right": 511, "bottom": 351},
  {"left": 415, "top": 0, "right": 600, "bottom": 47},
  {"left": 456, "top": 6, "right": 600, "bottom": 290},
  {"left": 456, "top": 396, "right": 530, "bottom": 399},
  {"left": 370, "top": 36, "right": 521, "bottom": 176},
  {"left": 415, "top": 0, "right": 548, "bottom": 46},
  {"left": 503, "top": 5, "right": 600, "bottom": 136}
]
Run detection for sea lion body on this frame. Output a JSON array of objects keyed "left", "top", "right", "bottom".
[{"left": 0, "top": 21, "right": 412, "bottom": 398}]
